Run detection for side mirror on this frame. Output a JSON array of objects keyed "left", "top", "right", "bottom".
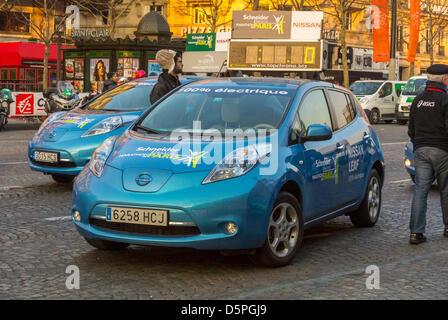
[
  {"left": 302, "top": 124, "right": 332, "bottom": 142},
  {"left": 397, "top": 89, "right": 402, "bottom": 96},
  {"left": 378, "top": 91, "right": 386, "bottom": 98}
]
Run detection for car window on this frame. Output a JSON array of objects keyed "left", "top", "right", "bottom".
[
  {"left": 138, "top": 85, "right": 295, "bottom": 133},
  {"left": 295, "top": 89, "right": 333, "bottom": 135},
  {"left": 327, "top": 90, "right": 355, "bottom": 130},
  {"left": 402, "top": 78, "right": 426, "bottom": 95},
  {"left": 83, "top": 81, "right": 155, "bottom": 111},
  {"left": 379, "top": 83, "right": 392, "bottom": 97},
  {"left": 348, "top": 82, "right": 382, "bottom": 95}
]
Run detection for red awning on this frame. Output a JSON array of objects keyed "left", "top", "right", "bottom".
[{"left": 0, "top": 42, "right": 74, "bottom": 67}]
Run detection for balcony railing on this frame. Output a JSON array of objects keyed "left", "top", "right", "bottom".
[{"left": 0, "top": 80, "right": 43, "bottom": 92}]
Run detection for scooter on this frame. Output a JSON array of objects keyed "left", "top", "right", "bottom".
[
  {"left": 40, "top": 81, "right": 80, "bottom": 114},
  {"left": 0, "top": 88, "right": 13, "bottom": 131}
]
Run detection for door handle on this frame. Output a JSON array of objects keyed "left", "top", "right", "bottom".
[{"left": 363, "top": 132, "right": 370, "bottom": 140}]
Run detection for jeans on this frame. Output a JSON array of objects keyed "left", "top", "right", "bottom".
[{"left": 410, "top": 147, "right": 448, "bottom": 233}]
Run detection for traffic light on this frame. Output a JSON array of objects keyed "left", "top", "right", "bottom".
[{"left": 337, "top": 47, "right": 353, "bottom": 65}]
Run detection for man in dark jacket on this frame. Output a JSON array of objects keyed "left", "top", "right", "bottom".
[
  {"left": 103, "top": 72, "right": 118, "bottom": 92},
  {"left": 408, "top": 64, "right": 448, "bottom": 244},
  {"left": 150, "top": 50, "right": 183, "bottom": 104}
]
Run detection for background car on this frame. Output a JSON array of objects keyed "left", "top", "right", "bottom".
[
  {"left": 396, "top": 75, "right": 427, "bottom": 125},
  {"left": 404, "top": 140, "right": 415, "bottom": 182},
  {"left": 28, "top": 76, "right": 202, "bottom": 183},
  {"left": 72, "top": 78, "right": 385, "bottom": 267},
  {"left": 349, "top": 80, "right": 406, "bottom": 124}
]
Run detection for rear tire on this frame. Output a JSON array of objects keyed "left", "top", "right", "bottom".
[
  {"left": 51, "top": 174, "right": 74, "bottom": 184},
  {"left": 350, "top": 169, "right": 382, "bottom": 227},
  {"left": 84, "top": 237, "right": 130, "bottom": 250},
  {"left": 256, "top": 192, "right": 304, "bottom": 267},
  {"left": 398, "top": 119, "right": 407, "bottom": 125}
]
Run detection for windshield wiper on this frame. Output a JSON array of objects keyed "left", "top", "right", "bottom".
[{"left": 134, "top": 124, "right": 160, "bottom": 135}]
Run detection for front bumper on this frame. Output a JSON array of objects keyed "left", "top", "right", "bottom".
[
  {"left": 72, "top": 165, "right": 274, "bottom": 250},
  {"left": 28, "top": 129, "right": 126, "bottom": 176}
]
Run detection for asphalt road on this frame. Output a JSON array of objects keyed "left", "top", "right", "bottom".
[{"left": 1, "top": 119, "right": 447, "bottom": 299}]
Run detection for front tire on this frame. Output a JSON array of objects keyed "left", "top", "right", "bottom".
[
  {"left": 350, "top": 169, "right": 382, "bottom": 227},
  {"left": 84, "top": 237, "right": 130, "bottom": 250},
  {"left": 51, "top": 174, "right": 74, "bottom": 184},
  {"left": 0, "top": 113, "right": 5, "bottom": 131},
  {"left": 369, "top": 108, "right": 380, "bottom": 124},
  {"left": 257, "top": 192, "right": 304, "bottom": 267},
  {"left": 398, "top": 119, "right": 408, "bottom": 125}
]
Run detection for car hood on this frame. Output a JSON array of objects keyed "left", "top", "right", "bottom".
[
  {"left": 107, "top": 130, "right": 272, "bottom": 174},
  {"left": 33, "top": 109, "right": 141, "bottom": 143}
]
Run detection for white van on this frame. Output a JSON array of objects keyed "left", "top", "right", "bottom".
[
  {"left": 349, "top": 80, "right": 406, "bottom": 124},
  {"left": 395, "top": 75, "right": 427, "bottom": 125}
]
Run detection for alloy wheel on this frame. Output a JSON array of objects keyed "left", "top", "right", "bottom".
[
  {"left": 267, "top": 203, "right": 299, "bottom": 258},
  {"left": 368, "top": 176, "right": 380, "bottom": 221}
]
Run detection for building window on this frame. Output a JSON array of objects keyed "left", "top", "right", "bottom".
[
  {"left": 193, "top": 6, "right": 208, "bottom": 24},
  {"left": 344, "top": 11, "right": 353, "bottom": 30},
  {"left": 150, "top": 5, "right": 163, "bottom": 15},
  {"left": 0, "top": 12, "right": 30, "bottom": 33}
]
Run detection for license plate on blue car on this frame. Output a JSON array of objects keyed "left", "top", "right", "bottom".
[
  {"left": 34, "top": 151, "right": 58, "bottom": 163},
  {"left": 106, "top": 207, "right": 168, "bottom": 226}
]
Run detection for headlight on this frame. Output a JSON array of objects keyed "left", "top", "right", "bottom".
[
  {"left": 81, "top": 116, "right": 122, "bottom": 137},
  {"left": 405, "top": 159, "right": 412, "bottom": 167},
  {"left": 37, "top": 111, "right": 66, "bottom": 134},
  {"left": 89, "top": 136, "right": 116, "bottom": 178},
  {"left": 360, "top": 97, "right": 369, "bottom": 104},
  {"left": 202, "top": 144, "right": 271, "bottom": 184},
  {"left": 1, "top": 101, "right": 8, "bottom": 108}
]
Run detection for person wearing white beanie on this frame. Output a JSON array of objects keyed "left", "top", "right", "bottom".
[{"left": 150, "top": 49, "right": 183, "bottom": 104}]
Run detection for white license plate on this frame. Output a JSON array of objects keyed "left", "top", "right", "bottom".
[
  {"left": 34, "top": 151, "right": 58, "bottom": 163},
  {"left": 404, "top": 113, "right": 409, "bottom": 117},
  {"left": 106, "top": 207, "right": 168, "bottom": 226}
]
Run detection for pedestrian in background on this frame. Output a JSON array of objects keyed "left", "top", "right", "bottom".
[
  {"left": 408, "top": 63, "right": 448, "bottom": 244},
  {"left": 150, "top": 49, "right": 183, "bottom": 104},
  {"left": 103, "top": 71, "right": 119, "bottom": 92}
]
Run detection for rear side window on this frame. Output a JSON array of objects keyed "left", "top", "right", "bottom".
[
  {"left": 296, "top": 89, "right": 333, "bottom": 135},
  {"left": 327, "top": 90, "right": 355, "bottom": 130}
]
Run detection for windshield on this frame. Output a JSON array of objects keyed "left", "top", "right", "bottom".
[
  {"left": 137, "top": 86, "right": 295, "bottom": 134},
  {"left": 83, "top": 81, "right": 155, "bottom": 111},
  {"left": 349, "top": 82, "right": 383, "bottom": 95},
  {"left": 402, "top": 78, "right": 427, "bottom": 96},
  {"left": 57, "top": 81, "right": 75, "bottom": 98}
]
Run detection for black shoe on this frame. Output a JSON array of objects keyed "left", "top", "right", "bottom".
[
  {"left": 444, "top": 228, "right": 448, "bottom": 238},
  {"left": 410, "top": 233, "right": 427, "bottom": 244}
]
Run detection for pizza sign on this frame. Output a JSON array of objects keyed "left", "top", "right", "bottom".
[{"left": 16, "top": 94, "right": 34, "bottom": 115}]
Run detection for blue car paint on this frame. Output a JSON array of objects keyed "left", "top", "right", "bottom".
[
  {"left": 28, "top": 77, "right": 200, "bottom": 176},
  {"left": 404, "top": 140, "right": 415, "bottom": 178},
  {"left": 72, "top": 79, "right": 385, "bottom": 251}
]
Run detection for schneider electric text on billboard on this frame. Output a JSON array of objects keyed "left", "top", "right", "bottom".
[
  {"left": 232, "top": 11, "right": 323, "bottom": 40},
  {"left": 229, "top": 11, "right": 324, "bottom": 71}
]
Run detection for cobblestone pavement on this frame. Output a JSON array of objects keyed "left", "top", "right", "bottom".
[{"left": 0, "top": 119, "right": 447, "bottom": 299}]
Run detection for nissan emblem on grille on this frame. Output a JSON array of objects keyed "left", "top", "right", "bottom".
[{"left": 135, "top": 173, "right": 152, "bottom": 186}]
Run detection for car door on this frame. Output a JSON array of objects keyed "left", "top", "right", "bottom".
[
  {"left": 378, "top": 82, "right": 395, "bottom": 117},
  {"left": 326, "top": 89, "right": 367, "bottom": 205},
  {"left": 289, "top": 88, "right": 340, "bottom": 220}
]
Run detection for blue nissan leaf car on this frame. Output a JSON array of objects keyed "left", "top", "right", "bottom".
[
  {"left": 72, "top": 78, "right": 385, "bottom": 267},
  {"left": 28, "top": 77, "right": 200, "bottom": 183}
]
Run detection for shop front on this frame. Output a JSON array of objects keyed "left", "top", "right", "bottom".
[
  {"left": 0, "top": 42, "right": 70, "bottom": 117},
  {"left": 63, "top": 12, "right": 185, "bottom": 93}
]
